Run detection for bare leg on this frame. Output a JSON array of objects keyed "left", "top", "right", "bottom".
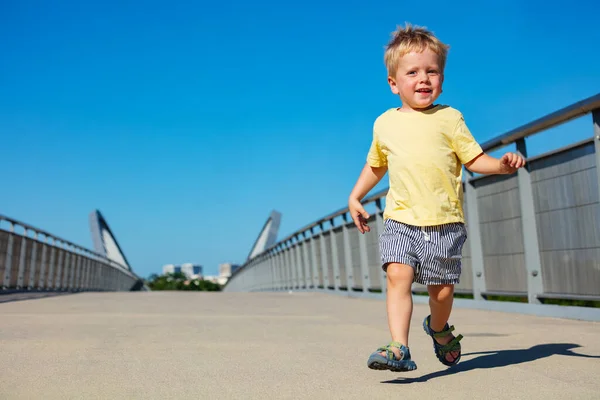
[
  {"left": 427, "top": 284, "right": 460, "bottom": 362},
  {"left": 379, "top": 263, "right": 414, "bottom": 359}
]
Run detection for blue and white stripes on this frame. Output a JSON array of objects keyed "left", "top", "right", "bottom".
[{"left": 379, "top": 219, "right": 467, "bottom": 285}]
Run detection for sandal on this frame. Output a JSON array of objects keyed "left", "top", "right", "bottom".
[
  {"left": 367, "top": 341, "right": 417, "bottom": 372},
  {"left": 423, "top": 315, "right": 463, "bottom": 367}
]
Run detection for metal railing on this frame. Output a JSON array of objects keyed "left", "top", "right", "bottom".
[
  {"left": 0, "top": 215, "right": 140, "bottom": 292},
  {"left": 223, "top": 93, "right": 600, "bottom": 319}
]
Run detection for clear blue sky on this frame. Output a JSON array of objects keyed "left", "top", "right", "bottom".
[{"left": 2, "top": 0, "right": 599, "bottom": 278}]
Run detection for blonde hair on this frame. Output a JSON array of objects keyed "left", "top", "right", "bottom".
[{"left": 384, "top": 23, "right": 449, "bottom": 76}]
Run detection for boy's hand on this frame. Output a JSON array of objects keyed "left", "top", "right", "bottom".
[
  {"left": 349, "top": 198, "right": 370, "bottom": 234},
  {"left": 499, "top": 152, "right": 526, "bottom": 174}
]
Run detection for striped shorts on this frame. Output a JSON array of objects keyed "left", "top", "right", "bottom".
[{"left": 379, "top": 219, "right": 467, "bottom": 285}]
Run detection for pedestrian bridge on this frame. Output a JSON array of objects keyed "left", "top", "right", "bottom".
[{"left": 1, "top": 94, "right": 600, "bottom": 399}]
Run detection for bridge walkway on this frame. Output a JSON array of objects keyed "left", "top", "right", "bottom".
[{"left": 1, "top": 292, "right": 598, "bottom": 399}]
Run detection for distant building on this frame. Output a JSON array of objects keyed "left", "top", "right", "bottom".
[
  {"left": 219, "top": 263, "right": 241, "bottom": 278},
  {"left": 162, "top": 263, "right": 203, "bottom": 279},
  {"left": 202, "top": 263, "right": 241, "bottom": 286},
  {"left": 162, "top": 264, "right": 175, "bottom": 275}
]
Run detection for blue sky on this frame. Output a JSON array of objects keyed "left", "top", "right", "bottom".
[{"left": 2, "top": 0, "right": 599, "bottom": 278}]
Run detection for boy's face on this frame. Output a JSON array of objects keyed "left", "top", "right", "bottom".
[{"left": 388, "top": 48, "right": 443, "bottom": 111}]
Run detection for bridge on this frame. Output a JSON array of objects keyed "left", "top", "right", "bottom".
[{"left": 1, "top": 94, "right": 600, "bottom": 399}]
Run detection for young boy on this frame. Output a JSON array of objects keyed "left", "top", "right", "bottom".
[{"left": 348, "top": 24, "right": 525, "bottom": 372}]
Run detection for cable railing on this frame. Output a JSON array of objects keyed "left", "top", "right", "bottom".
[{"left": 0, "top": 214, "right": 139, "bottom": 292}]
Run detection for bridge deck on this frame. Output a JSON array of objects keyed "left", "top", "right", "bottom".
[{"left": 1, "top": 292, "right": 598, "bottom": 399}]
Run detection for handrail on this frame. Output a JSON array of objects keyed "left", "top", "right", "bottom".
[
  {"left": 241, "top": 92, "right": 600, "bottom": 264},
  {"left": 0, "top": 214, "right": 132, "bottom": 274},
  {"left": 275, "top": 188, "right": 389, "bottom": 245},
  {"left": 480, "top": 92, "right": 600, "bottom": 152}
]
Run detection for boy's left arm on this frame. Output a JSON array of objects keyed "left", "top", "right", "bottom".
[
  {"left": 452, "top": 114, "right": 526, "bottom": 175},
  {"left": 465, "top": 151, "right": 526, "bottom": 175}
]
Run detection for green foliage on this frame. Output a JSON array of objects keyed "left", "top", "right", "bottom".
[
  {"left": 413, "top": 291, "right": 599, "bottom": 308},
  {"left": 540, "top": 298, "right": 600, "bottom": 308},
  {"left": 146, "top": 272, "right": 222, "bottom": 292}
]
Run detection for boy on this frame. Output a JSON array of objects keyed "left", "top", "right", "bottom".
[{"left": 348, "top": 24, "right": 525, "bottom": 372}]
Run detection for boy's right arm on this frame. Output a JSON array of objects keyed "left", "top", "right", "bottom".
[{"left": 348, "top": 163, "right": 387, "bottom": 233}]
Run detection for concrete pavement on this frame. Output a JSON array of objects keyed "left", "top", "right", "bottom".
[{"left": 1, "top": 291, "right": 598, "bottom": 399}]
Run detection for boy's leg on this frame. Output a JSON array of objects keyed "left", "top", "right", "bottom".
[
  {"left": 379, "top": 262, "right": 414, "bottom": 359},
  {"left": 427, "top": 283, "right": 460, "bottom": 363}
]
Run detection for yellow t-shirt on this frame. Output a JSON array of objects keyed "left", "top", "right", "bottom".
[{"left": 367, "top": 105, "right": 483, "bottom": 226}]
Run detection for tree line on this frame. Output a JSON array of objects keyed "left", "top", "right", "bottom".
[{"left": 146, "top": 272, "right": 222, "bottom": 291}]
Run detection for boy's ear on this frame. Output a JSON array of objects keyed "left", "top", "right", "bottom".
[{"left": 388, "top": 76, "right": 399, "bottom": 95}]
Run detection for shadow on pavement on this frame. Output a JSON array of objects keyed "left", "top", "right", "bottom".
[
  {"left": 383, "top": 343, "right": 600, "bottom": 384},
  {"left": 0, "top": 291, "right": 79, "bottom": 304}
]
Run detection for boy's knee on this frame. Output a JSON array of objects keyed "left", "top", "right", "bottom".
[{"left": 385, "top": 263, "right": 414, "bottom": 285}]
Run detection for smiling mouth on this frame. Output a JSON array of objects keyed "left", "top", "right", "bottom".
[{"left": 416, "top": 89, "right": 432, "bottom": 93}]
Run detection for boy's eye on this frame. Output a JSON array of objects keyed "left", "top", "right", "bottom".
[
  {"left": 407, "top": 71, "right": 417, "bottom": 75},
  {"left": 428, "top": 70, "right": 439, "bottom": 74}
]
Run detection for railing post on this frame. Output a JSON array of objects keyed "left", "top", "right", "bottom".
[
  {"left": 28, "top": 231, "right": 38, "bottom": 290},
  {"left": 309, "top": 228, "right": 319, "bottom": 289},
  {"left": 284, "top": 245, "right": 291, "bottom": 290},
  {"left": 266, "top": 253, "right": 271, "bottom": 290},
  {"left": 318, "top": 223, "right": 330, "bottom": 289},
  {"left": 257, "top": 256, "right": 262, "bottom": 291},
  {"left": 55, "top": 245, "right": 64, "bottom": 290},
  {"left": 293, "top": 238, "right": 302, "bottom": 289},
  {"left": 69, "top": 248, "right": 77, "bottom": 289},
  {"left": 329, "top": 219, "right": 342, "bottom": 291},
  {"left": 516, "top": 139, "right": 544, "bottom": 304},
  {"left": 282, "top": 244, "right": 289, "bottom": 289},
  {"left": 342, "top": 213, "right": 355, "bottom": 291},
  {"left": 74, "top": 255, "right": 82, "bottom": 291},
  {"left": 80, "top": 257, "right": 87, "bottom": 290},
  {"left": 3, "top": 223, "right": 14, "bottom": 289},
  {"left": 81, "top": 257, "right": 88, "bottom": 289},
  {"left": 298, "top": 234, "right": 309, "bottom": 289},
  {"left": 270, "top": 252, "right": 276, "bottom": 290},
  {"left": 285, "top": 241, "right": 292, "bottom": 289},
  {"left": 272, "top": 249, "right": 279, "bottom": 290},
  {"left": 100, "top": 262, "right": 105, "bottom": 290},
  {"left": 281, "top": 246, "right": 288, "bottom": 290},
  {"left": 279, "top": 249, "right": 285, "bottom": 290},
  {"left": 68, "top": 252, "right": 77, "bottom": 290},
  {"left": 98, "top": 264, "right": 103, "bottom": 291},
  {"left": 289, "top": 243, "right": 295, "bottom": 289},
  {"left": 47, "top": 240, "right": 56, "bottom": 289},
  {"left": 250, "top": 258, "right": 256, "bottom": 291},
  {"left": 16, "top": 229, "right": 28, "bottom": 289},
  {"left": 84, "top": 258, "right": 92, "bottom": 290},
  {"left": 374, "top": 199, "right": 387, "bottom": 293},
  {"left": 62, "top": 249, "right": 71, "bottom": 289},
  {"left": 89, "top": 261, "right": 95, "bottom": 290},
  {"left": 593, "top": 110, "right": 600, "bottom": 204},
  {"left": 358, "top": 216, "right": 371, "bottom": 293},
  {"left": 255, "top": 258, "right": 260, "bottom": 291},
  {"left": 251, "top": 259, "right": 256, "bottom": 291},
  {"left": 286, "top": 242, "right": 295, "bottom": 289},
  {"left": 301, "top": 231, "right": 312, "bottom": 288},
  {"left": 465, "top": 170, "right": 487, "bottom": 300},
  {"left": 262, "top": 254, "right": 267, "bottom": 291},
  {"left": 38, "top": 238, "right": 48, "bottom": 289}
]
